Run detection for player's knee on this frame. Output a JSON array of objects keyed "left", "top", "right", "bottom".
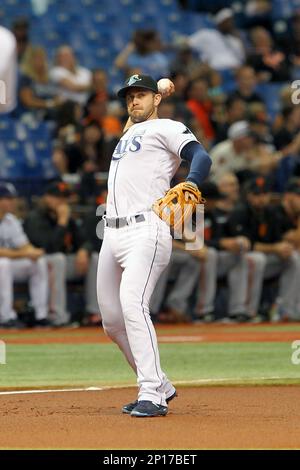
[
  {"left": 119, "top": 291, "right": 141, "bottom": 318},
  {"left": 47, "top": 253, "right": 67, "bottom": 270},
  {"left": 102, "top": 322, "right": 124, "bottom": 341},
  {"left": 36, "top": 255, "right": 48, "bottom": 272},
  {"left": 248, "top": 252, "right": 267, "bottom": 272}
]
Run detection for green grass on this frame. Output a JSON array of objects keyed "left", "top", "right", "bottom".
[{"left": 1, "top": 342, "right": 300, "bottom": 389}]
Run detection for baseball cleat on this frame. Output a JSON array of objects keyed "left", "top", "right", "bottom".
[
  {"left": 122, "top": 389, "right": 177, "bottom": 414},
  {"left": 131, "top": 400, "right": 168, "bottom": 417}
]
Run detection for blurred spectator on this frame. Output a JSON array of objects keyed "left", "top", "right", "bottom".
[
  {"left": 273, "top": 106, "right": 300, "bottom": 155},
  {"left": 216, "top": 172, "right": 240, "bottom": 211},
  {"left": 210, "top": 120, "right": 283, "bottom": 182},
  {"left": 78, "top": 171, "right": 107, "bottom": 205},
  {"left": 83, "top": 92, "right": 122, "bottom": 140},
  {"left": 158, "top": 99, "right": 176, "bottom": 120},
  {"left": 24, "top": 182, "right": 91, "bottom": 326},
  {"left": 114, "top": 29, "right": 169, "bottom": 80},
  {"left": 277, "top": 10, "right": 300, "bottom": 79},
  {"left": 273, "top": 106, "right": 300, "bottom": 181},
  {"left": 227, "top": 96, "right": 248, "bottom": 123},
  {"left": 18, "top": 46, "right": 62, "bottom": 120},
  {"left": 49, "top": 45, "right": 92, "bottom": 104},
  {"left": 247, "top": 26, "right": 291, "bottom": 82},
  {"left": 187, "top": 8, "right": 245, "bottom": 70},
  {"left": 53, "top": 122, "right": 106, "bottom": 175},
  {"left": 248, "top": 110, "right": 274, "bottom": 146},
  {"left": 213, "top": 95, "right": 248, "bottom": 143},
  {"left": 229, "top": 177, "right": 300, "bottom": 320},
  {"left": 186, "top": 78, "right": 215, "bottom": 143},
  {"left": 170, "top": 71, "right": 190, "bottom": 101},
  {"left": 0, "top": 183, "right": 49, "bottom": 328},
  {"left": 164, "top": 72, "right": 194, "bottom": 124},
  {"left": 170, "top": 45, "right": 205, "bottom": 79},
  {"left": 273, "top": 85, "right": 300, "bottom": 132},
  {"left": 11, "top": 17, "right": 31, "bottom": 63},
  {"left": 89, "top": 68, "right": 109, "bottom": 100},
  {"left": 53, "top": 100, "right": 82, "bottom": 146},
  {"left": 229, "top": 65, "right": 263, "bottom": 105},
  {"left": 210, "top": 120, "right": 255, "bottom": 181}
]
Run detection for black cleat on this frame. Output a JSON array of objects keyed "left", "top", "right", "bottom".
[
  {"left": 131, "top": 400, "right": 168, "bottom": 417},
  {"left": 122, "top": 389, "right": 177, "bottom": 414}
]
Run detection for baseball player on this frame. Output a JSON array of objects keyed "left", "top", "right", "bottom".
[
  {"left": 0, "top": 183, "right": 49, "bottom": 327},
  {"left": 97, "top": 74, "right": 212, "bottom": 417}
]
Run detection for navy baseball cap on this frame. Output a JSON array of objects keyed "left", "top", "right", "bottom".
[
  {"left": 117, "top": 74, "right": 158, "bottom": 98},
  {"left": 0, "top": 182, "right": 18, "bottom": 198}
]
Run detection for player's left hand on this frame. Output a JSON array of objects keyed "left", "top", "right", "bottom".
[{"left": 152, "top": 181, "right": 203, "bottom": 231}]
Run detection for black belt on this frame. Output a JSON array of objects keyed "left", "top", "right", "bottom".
[{"left": 106, "top": 214, "right": 145, "bottom": 229}]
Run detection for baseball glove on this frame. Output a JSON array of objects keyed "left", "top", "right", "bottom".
[{"left": 152, "top": 181, "right": 204, "bottom": 231}]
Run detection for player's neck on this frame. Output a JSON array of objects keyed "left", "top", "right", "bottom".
[{"left": 147, "top": 109, "right": 158, "bottom": 121}]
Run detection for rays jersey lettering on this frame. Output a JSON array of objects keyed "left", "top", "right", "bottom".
[
  {"left": 107, "top": 119, "right": 199, "bottom": 217},
  {"left": 112, "top": 133, "right": 144, "bottom": 160}
]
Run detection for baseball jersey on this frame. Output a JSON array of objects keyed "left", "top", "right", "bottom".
[
  {"left": 106, "top": 119, "right": 198, "bottom": 218},
  {"left": 0, "top": 213, "right": 29, "bottom": 248}
]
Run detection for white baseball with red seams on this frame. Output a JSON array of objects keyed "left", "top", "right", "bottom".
[
  {"left": 97, "top": 118, "right": 198, "bottom": 406},
  {"left": 157, "top": 78, "right": 173, "bottom": 94}
]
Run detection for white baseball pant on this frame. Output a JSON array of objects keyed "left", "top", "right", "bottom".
[
  {"left": 97, "top": 212, "right": 175, "bottom": 406},
  {"left": 0, "top": 256, "right": 48, "bottom": 322}
]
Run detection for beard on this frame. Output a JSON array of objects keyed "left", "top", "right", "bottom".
[{"left": 129, "top": 106, "right": 155, "bottom": 123}]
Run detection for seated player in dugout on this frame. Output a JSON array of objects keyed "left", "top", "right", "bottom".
[
  {"left": 23, "top": 181, "right": 91, "bottom": 327},
  {"left": 227, "top": 177, "right": 300, "bottom": 321},
  {"left": 0, "top": 183, "right": 49, "bottom": 328}
]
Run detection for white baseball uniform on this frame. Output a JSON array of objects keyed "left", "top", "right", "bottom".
[
  {"left": 97, "top": 118, "right": 198, "bottom": 405},
  {"left": 0, "top": 26, "right": 17, "bottom": 113},
  {"left": 0, "top": 214, "right": 48, "bottom": 323}
]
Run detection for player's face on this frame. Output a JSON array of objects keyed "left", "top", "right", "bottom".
[
  {"left": 126, "top": 88, "right": 161, "bottom": 123},
  {"left": 44, "top": 195, "right": 66, "bottom": 212}
]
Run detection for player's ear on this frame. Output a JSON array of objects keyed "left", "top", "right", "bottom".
[{"left": 154, "top": 93, "right": 162, "bottom": 106}]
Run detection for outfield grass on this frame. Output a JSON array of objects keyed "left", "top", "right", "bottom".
[{"left": 1, "top": 342, "right": 300, "bottom": 389}]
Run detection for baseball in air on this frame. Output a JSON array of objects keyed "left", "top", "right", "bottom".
[{"left": 157, "top": 78, "right": 174, "bottom": 95}]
